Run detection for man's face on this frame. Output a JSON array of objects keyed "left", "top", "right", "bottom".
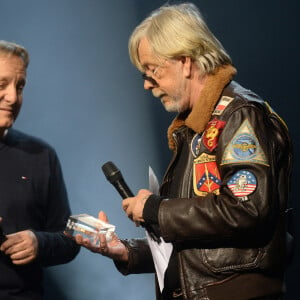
[
  {"left": 0, "top": 54, "right": 26, "bottom": 135},
  {"left": 138, "top": 37, "right": 190, "bottom": 113}
]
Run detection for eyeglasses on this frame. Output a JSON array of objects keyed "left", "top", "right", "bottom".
[{"left": 142, "top": 60, "right": 166, "bottom": 83}]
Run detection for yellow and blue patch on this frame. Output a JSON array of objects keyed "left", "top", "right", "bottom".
[{"left": 221, "top": 119, "right": 269, "bottom": 166}]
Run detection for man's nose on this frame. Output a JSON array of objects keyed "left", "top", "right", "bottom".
[
  {"left": 143, "top": 77, "right": 157, "bottom": 90},
  {"left": 3, "top": 85, "right": 18, "bottom": 103}
]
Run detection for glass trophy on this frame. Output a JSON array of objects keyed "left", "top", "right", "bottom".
[{"left": 65, "top": 214, "right": 115, "bottom": 246}]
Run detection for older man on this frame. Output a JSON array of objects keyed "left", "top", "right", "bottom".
[{"left": 75, "top": 3, "right": 293, "bottom": 300}]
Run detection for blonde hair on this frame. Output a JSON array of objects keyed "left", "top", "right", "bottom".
[
  {"left": 0, "top": 40, "right": 29, "bottom": 68},
  {"left": 129, "top": 2, "right": 231, "bottom": 74}
]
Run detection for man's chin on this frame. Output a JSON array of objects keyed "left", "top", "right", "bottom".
[
  {"left": 0, "top": 120, "right": 14, "bottom": 131},
  {"left": 161, "top": 99, "right": 179, "bottom": 113}
]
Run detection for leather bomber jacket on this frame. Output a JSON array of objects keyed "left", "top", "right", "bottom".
[
  {"left": 156, "top": 81, "right": 293, "bottom": 299},
  {"left": 116, "top": 70, "right": 293, "bottom": 300}
]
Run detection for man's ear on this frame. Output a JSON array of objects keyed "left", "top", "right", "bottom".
[{"left": 181, "top": 56, "right": 192, "bottom": 77}]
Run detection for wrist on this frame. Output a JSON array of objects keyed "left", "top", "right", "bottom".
[{"left": 143, "top": 194, "right": 164, "bottom": 224}]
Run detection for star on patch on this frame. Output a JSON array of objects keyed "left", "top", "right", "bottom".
[
  {"left": 193, "top": 153, "right": 221, "bottom": 196},
  {"left": 227, "top": 170, "right": 257, "bottom": 201},
  {"left": 221, "top": 119, "right": 269, "bottom": 166}
]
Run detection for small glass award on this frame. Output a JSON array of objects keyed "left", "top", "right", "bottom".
[{"left": 65, "top": 214, "right": 115, "bottom": 246}]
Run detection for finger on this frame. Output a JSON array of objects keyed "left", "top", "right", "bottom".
[
  {"left": 122, "top": 200, "right": 132, "bottom": 216},
  {"left": 9, "top": 245, "right": 36, "bottom": 265},
  {"left": 10, "top": 247, "right": 35, "bottom": 261},
  {"left": 98, "top": 211, "right": 108, "bottom": 223},
  {"left": 64, "top": 231, "right": 74, "bottom": 239},
  {"left": 122, "top": 199, "right": 129, "bottom": 212},
  {"left": 98, "top": 234, "right": 109, "bottom": 254},
  {"left": 0, "top": 235, "right": 21, "bottom": 252},
  {"left": 137, "top": 189, "right": 152, "bottom": 197},
  {"left": 99, "top": 233, "right": 108, "bottom": 246},
  {"left": 2, "top": 244, "right": 18, "bottom": 255},
  {"left": 12, "top": 254, "right": 35, "bottom": 265},
  {"left": 4, "top": 238, "right": 33, "bottom": 256},
  {"left": 82, "top": 238, "right": 93, "bottom": 248},
  {"left": 74, "top": 234, "right": 84, "bottom": 244}
]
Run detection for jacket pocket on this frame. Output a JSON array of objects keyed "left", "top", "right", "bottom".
[{"left": 202, "top": 247, "right": 263, "bottom": 273}]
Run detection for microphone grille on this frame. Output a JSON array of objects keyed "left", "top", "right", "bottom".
[{"left": 101, "top": 161, "right": 122, "bottom": 183}]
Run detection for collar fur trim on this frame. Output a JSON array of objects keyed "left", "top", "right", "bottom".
[{"left": 167, "top": 65, "right": 237, "bottom": 150}]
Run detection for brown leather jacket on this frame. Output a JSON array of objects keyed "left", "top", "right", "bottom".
[{"left": 116, "top": 66, "right": 293, "bottom": 300}]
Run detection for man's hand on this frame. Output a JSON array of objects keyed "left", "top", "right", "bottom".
[
  {"left": 0, "top": 230, "right": 38, "bottom": 265},
  {"left": 74, "top": 211, "right": 129, "bottom": 262},
  {"left": 122, "top": 189, "right": 152, "bottom": 223}
]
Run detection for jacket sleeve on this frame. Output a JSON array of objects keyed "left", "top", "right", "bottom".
[
  {"left": 157, "top": 103, "right": 291, "bottom": 247},
  {"left": 114, "top": 238, "right": 155, "bottom": 275},
  {"left": 34, "top": 149, "right": 80, "bottom": 267}
]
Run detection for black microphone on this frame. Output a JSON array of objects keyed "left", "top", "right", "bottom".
[
  {"left": 101, "top": 161, "right": 134, "bottom": 199},
  {"left": 101, "top": 161, "right": 160, "bottom": 243}
]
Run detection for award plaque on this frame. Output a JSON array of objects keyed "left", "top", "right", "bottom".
[{"left": 65, "top": 214, "right": 115, "bottom": 246}]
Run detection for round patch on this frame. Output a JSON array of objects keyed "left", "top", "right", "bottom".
[
  {"left": 191, "top": 133, "right": 202, "bottom": 158},
  {"left": 231, "top": 133, "right": 257, "bottom": 160},
  {"left": 227, "top": 170, "right": 257, "bottom": 200}
]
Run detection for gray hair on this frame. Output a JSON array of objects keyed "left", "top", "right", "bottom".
[
  {"left": 0, "top": 40, "right": 29, "bottom": 68},
  {"left": 129, "top": 2, "right": 231, "bottom": 74}
]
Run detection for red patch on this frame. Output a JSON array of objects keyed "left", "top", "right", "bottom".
[
  {"left": 193, "top": 153, "right": 221, "bottom": 196},
  {"left": 203, "top": 118, "right": 226, "bottom": 152}
]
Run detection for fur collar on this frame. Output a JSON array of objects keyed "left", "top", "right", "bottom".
[{"left": 167, "top": 65, "right": 237, "bottom": 150}]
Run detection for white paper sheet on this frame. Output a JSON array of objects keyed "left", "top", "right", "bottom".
[{"left": 147, "top": 166, "right": 173, "bottom": 292}]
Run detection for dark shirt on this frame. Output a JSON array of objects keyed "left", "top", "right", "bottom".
[{"left": 0, "top": 128, "right": 79, "bottom": 300}]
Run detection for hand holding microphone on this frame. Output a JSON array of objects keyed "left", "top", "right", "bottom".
[
  {"left": 101, "top": 161, "right": 150, "bottom": 223},
  {"left": 101, "top": 161, "right": 160, "bottom": 242}
]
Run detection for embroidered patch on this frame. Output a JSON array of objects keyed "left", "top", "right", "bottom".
[
  {"left": 193, "top": 153, "right": 221, "bottom": 196},
  {"left": 213, "top": 96, "right": 234, "bottom": 116},
  {"left": 227, "top": 170, "right": 257, "bottom": 201},
  {"left": 191, "top": 133, "right": 202, "bottom": 158},
  {"left": 203, "top": 118, "right": 226, "bottom": 152},
  {"left": 221, "top": 119, "right": 269, "bottom": 166}
]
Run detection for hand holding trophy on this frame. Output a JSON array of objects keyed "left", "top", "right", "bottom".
[{"left": 65, "top": 211, "right": 129, "bottom": 262}]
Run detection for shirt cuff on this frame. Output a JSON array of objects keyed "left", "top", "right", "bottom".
[{"left": 143, "top": 194, "right": 164, "bottom": 224}]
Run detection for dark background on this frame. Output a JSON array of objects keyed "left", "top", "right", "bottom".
[{"left": 0, "top": 0, "right": 299, "bottom": 299}]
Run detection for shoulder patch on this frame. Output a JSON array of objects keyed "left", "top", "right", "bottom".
[
  {"left": 191, "top": 133, "right": 202, "bottom": 158},
  {"left": 227, "top": 170, "right": 257, "bottom": 202},
  {"left": 193, "top": 153, "right": 221, "bottom": 196},
  {"left": 221, "top": 119, "right": 269, "bottom": 166},
  {"left": 203, "top": 118, "right": 226, "bottom": 152},
  {"left": 213, "top": 96, "right": 234, "bottom": 116}
]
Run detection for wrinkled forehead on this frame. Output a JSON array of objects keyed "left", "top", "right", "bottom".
[
  {"left": 0, "top": 51, "right": 27, "bottom": 69},
  {"left": 0, "top": 53, "right": 27, "bottom": 79},
  {"left": 137, "top": 37, "right": 163, "bottom": 68}
]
